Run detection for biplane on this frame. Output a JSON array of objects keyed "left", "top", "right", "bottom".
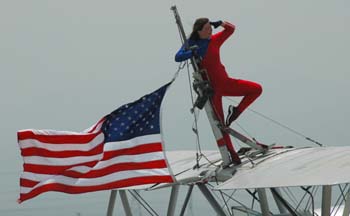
[{"left": 104, "top": 6, "right": 350, "bottom": 216}]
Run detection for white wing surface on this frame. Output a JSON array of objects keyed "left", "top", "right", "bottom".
[{"left": 216, "top": 146, "right": 350, "bottom": 190}]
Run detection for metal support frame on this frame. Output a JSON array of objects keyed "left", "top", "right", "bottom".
[
  {"left": 119, "top": 190, "right": 132, "bottom": 216},
  {"left": 180, "top": 185, "right": 194, "bottom": 216},
  {"left": 197, "top": 183, "right": 226, "bottom": 216},
  {"left": 270, "top": 188, "right": 299, "bottom": 216},
  {"left": 107, "top": 190, "right": 118, "bottom": 216},
  {"left": 322, "top": 185, "right": 332, "bottom": 216},
  {"left": 270, "top": 188, "right": 289, "bottom": 214},
  {"left": 106, "top": 190, "right": 133, "bottom": 216},
  {"left": 224, "top": 127, "right": 264, "bottom": 151},
  {"left": 342, "top": 188, "right": 350, "bottom": 216},
  {"left": 171, "top": 5, "right": 232, "bottom": 166},
  {"left": 257, "top": 188, "right": 271, "bottom": 216},
  {"left": 167, "top": 185, "right": 180, "bottom": 216}
]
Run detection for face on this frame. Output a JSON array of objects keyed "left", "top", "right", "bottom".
[{"left": 198, "top": 22, "right": 212, "bottom": 39}]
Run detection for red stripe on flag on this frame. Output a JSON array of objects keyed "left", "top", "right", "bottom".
[
  {"left": 20, "top": 178, "right": 39, "bottom": 188},
  {"left": 19, "top": 175, "right": 174, "bottom": 203},
  {"left": 61, "top": 160, "right": 168, "bottom": 178},
  {"left": 103, "top": 143, "right": 163, "bottom": 160},
  {"left": 18, "top": 131, "right": 102, "bottom": 144},
  {"left": 23, "top": 161, "right": 99, "bottom": 175},
  {"left": 21, "top": 144, "right": 104, "bottom": 158}
]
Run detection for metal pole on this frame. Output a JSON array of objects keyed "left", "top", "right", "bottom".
[
  {"left": 170, "top": 5, "right": 232, "bottom": 166},
  {"left": 322, "top": 185, "right": 332, "bottom": 216},
  {"left": 106, "top": 190, "right": 118, "bottom": 216},
  {"left": 197, "top": 183, "right": 226, "bottom": 216},
  {"left": 120, "top": 190, "right": 133, "bottom": 216},
  {"left": 257, "top": 188, "right": 271, "bottom": 216},
  {"left": 270, "top": 188, "right": 288, "bottom": 214},
  {"left": 167, "top": 185, "right": 180, "bottom": 216},
  {"left": 180, "top": 185, "right": 194, "bottom": 216},
  {"left": 342, "top": 188, "right": 350, "bottom": 216}
]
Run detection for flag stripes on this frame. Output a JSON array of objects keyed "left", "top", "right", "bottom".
[{"left": 17, "top": 82, "right": 174, "bottom": 203}]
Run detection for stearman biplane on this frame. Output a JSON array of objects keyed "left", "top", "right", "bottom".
[{"left": 105, "top": 6, "right": 350, "bottom": 216}]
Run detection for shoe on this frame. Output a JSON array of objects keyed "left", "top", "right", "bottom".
[{"left": 226, "top": 105, "right": 239, "bottom": 126}]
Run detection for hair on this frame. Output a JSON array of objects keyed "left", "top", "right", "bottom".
[{"left": 189, "top": 18, "right": 209, "bottom": 41}]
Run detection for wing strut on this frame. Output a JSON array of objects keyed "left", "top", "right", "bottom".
[
  {"left": 322, "top": 185, "right": 332, "bottom": 216},
  {"left": 180, "top": 185, "right": 194, "bottom": 216},
  {"left": 197, "top": 183, "right": 227, "bottom": 216},
  {"left": 167, "top": 185, "right": 180, "bottom": 216}
]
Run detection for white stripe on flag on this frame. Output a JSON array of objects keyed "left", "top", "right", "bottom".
[
  {"left": 19, "top": 133, "right": 104, "bottom": 151},
  {"left": 22, "top": 151, "right": 166, "bottom": 179},
  {"left": 103, "top": 134, "right": 161, "bottom": 151},
  {"left": 20, "top": 168, "right": 171, "bottom": 194}
]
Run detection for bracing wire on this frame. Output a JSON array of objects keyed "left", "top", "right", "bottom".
[
  {"left": 129, "top": 190, "right": 159, "bottom": 216},
  {"left": 174, "top": 13, "right": 205, "bottom": 167},
  {"left": 331, "top": 184, "right": 350, "bottom": 216},
  {"left": 299, "top": 187, "right": 315, "bottom": 215},
  {"left": 224, "top": 97, "right": 324, "bottom": 147},
  {"left": 185, "top": 60, "right": 203, "bottom": 156}
]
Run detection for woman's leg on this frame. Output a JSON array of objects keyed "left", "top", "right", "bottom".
[
  {"left": 212, "top": 93, "right": 241, "bottom": 164},
  {"left": 223, "top": 78, "right": 262, "bottom": 116}
]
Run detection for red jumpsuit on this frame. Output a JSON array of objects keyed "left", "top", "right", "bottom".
[{"left": 200, "top": 22, "right": 262, "bottom": 163}]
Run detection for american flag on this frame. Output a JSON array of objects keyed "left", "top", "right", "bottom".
[{"left": 17, "top": 82, "right": 174, "bottom": 203}]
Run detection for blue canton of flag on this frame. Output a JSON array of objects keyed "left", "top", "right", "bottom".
[{"left": 102, "top": 83, "right": 170, "bottom": 142}]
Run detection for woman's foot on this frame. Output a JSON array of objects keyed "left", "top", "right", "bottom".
[{"left": 226, "top": 105, "right": 239, "bottom": 126}]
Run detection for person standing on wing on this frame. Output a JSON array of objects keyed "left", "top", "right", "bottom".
[{"left": 175, "top": 18, "right": 262, "bottom": 164}]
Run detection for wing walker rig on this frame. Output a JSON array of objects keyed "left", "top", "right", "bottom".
[{"left": 105, "top": 6, "right": 350, "bottom": 216}]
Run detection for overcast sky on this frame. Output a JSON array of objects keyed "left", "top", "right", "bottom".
[{"left": 1, "top": 0, "right": 349, "bottom": 215}]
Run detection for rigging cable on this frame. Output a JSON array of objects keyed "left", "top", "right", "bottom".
[
  {"left": 129, "top": 190, "right": 159, "bottom": 216},
  {"left": 224, "top": 97, "right": 324, "bottom": 147},
  {"left": 174, "top": 15, "right": 205, "bottom": 167},
  {"left": 186, "top": 60, "right": 203, "bottom": 156},
  {"left": 331, "top": 184, "right": 350, "bottom": 216},
  {"left": 300, "top": 186, "right": 315, "bottom": 215}
]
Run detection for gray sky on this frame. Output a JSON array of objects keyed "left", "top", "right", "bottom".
[{"left": 1, "top": 0, "right": 349, "bottom": 215}]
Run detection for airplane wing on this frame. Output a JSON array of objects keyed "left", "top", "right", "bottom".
[
  {"left": 215, "top": 146, "right": 350, "bottom": 190},
  {"left": 120, "top": 150, "right": 221, "bottom": 190}
]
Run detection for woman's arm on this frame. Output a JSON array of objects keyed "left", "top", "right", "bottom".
[
  {"left": 174, "top": 44, "right": 193, "bottom": 62},
  {"left": 213, "top": 21, "right": 235, "bottom": 46}
]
